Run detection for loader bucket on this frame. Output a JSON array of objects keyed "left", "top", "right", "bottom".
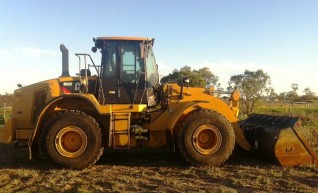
[{"left": 240, "top": 114, "right": 317, "bottom": 166}]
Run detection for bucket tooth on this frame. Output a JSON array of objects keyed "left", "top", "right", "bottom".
[{"left": 240, "top": 114, "right": 317, "bottom": 166}]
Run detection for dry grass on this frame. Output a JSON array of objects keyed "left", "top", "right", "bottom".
[{"left": 0, "top": 144, "right": 317, "bottom": 193}]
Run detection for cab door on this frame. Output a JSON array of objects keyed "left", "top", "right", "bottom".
[
  {"left": 100, "top": 43, "right": 120, "bottom": 104},
  {"left": 100, "top": 42, "right": 147, "bottom": 104}
]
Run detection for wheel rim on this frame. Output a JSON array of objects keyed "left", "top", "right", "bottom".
[
  {"left": 55, "top": 126, "right": 88, "bottom": 158},
  {"left": 192, "top": 124, "right": 222, "bottom": 155}
]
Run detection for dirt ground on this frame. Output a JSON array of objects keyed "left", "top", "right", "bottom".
[{"left": 0, "top": 144, "right": 317, "bottom": 193}]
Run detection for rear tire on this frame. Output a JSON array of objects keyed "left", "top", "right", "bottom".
[
  {"left": 41, "top": 110, "right": 104, "bottom": 169},
  {"left": 176, "top": 109, "right": 235, "bottom": 166}
]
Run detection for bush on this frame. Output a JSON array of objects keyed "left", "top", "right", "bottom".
[{"left": 0, "top": 116, "right": 4, "bottom": 125}]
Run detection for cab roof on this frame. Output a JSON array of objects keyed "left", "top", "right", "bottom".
[{"left": 95, "top": 36, "right": 154, "bottom": 41}]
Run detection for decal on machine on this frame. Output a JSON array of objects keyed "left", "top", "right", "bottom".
[
  {"left": 60, "top": 81, "right": 80, "bottom": 93},
  {"left": 60, "top": 80, "right": 96, "bottom": 94},
  {"left": 63, "top": 82, "right": 73, "bottom": 87},
  {"left": 75, "top": 82, "right": 81, "bottom": 91}
]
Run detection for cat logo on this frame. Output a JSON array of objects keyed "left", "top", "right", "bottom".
[{"left": 75, "top": 82, "right": 81, "bottom": 91}]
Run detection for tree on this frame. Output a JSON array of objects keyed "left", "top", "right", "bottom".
[
  {"left": 160, "top": 66, "right": 219, "bottom": 88},
  {"left": 0, "top": 93, "right": 13, "bottom": 106},
  {"left": 302, "top": 87, "right": 316, "bottom": 101},
  {"left": 265, "top": 87, "right": 278, "bottom": 101},
  {"left": 290, "top": 83, "right": 299, "bottom": 103},
  {"left": 229, "top": 69, "right": 271, "bottom": 115},
  {"left": 197, "top": 67, "right": 218, "bottom": 86},
  {"left": 278, "top": 92, "right": 286, "bottom": 101}
]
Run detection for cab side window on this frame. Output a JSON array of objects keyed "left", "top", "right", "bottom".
[
  {"left": 121, "top": 44, "right": 142, "bottom": 83},
  {"left": 102, "top": 44, "right": 118, "bottom": 78}
]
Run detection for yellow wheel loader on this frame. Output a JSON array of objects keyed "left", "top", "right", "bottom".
[{"left": 0, "top": 37, "right": 316, "bottom": 169}]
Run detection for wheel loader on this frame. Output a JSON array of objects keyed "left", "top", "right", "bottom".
[{"left": 0, "top": 37, "right": 316, "bottom": 169}]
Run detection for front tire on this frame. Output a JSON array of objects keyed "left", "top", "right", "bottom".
[
  {"left": 176, "top": 109, "right": 235, "bottom": 166},
  {"left": 42, "top": 110, "right": 104, "bottom": 169}
]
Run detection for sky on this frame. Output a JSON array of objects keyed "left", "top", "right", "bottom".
[{"left": 0, "top": 0, "right": 317, "bottom": 95}]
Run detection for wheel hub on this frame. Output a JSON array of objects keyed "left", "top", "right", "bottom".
[
  {"left": 192, "top": 124, "right": 222, "bottom": 155},
  {"left": 55, "top": 126, "right": 88, "bottom": 158}
]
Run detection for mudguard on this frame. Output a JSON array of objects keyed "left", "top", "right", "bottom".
[{"left": 165, "top": 101, "right": 252, "bottom": 151}]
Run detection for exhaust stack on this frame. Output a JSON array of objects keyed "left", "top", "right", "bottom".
[{"left": 60, "top": 44, "right": 70, "bottom": 77}]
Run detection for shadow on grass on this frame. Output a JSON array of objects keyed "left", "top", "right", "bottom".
[
  {"left": 0, "top": 143, "right": 274, "bottom": 170},
  {"left": 0, "top": 143, "right": 58, "bottom": 170},
  {"left": 98, "top": 147, "right": 187, "bottom": 168}
]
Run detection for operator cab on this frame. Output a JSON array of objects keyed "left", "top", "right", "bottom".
[{"left": 92, "top": 37, "right": 160, "bottom": 106}]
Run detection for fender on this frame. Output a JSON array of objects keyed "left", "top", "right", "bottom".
[
  {"left": 166, "top": 100, "right": 207, "bottom": 131},
  {"left": 166, "top": 100, "right": 251, "bottom": 151},
  {"left": 27, "top": 94, "right": 102, "bottom": 159}
]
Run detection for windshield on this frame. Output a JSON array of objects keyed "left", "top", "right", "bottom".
[{"left": 145, "top": 46, "right": 159, "bottom": 87}]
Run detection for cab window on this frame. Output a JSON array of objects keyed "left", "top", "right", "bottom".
[
  {"left": 145, "top": 47, "right": 159, "bottom": 87},
  {"left": 121, "top": 44, "right": 142, "bottom": 83}
]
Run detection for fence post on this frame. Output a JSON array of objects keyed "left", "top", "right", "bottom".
[{"left": 3, "top": 103, "right": 5, "bottom": 118}]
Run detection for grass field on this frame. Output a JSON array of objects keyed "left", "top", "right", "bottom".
[
  {"left": 0, "top": 145, "right": 317, "bottom": 193},
  {"left": 0, "top": 102, "right": 317, "bottom": 193}
]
